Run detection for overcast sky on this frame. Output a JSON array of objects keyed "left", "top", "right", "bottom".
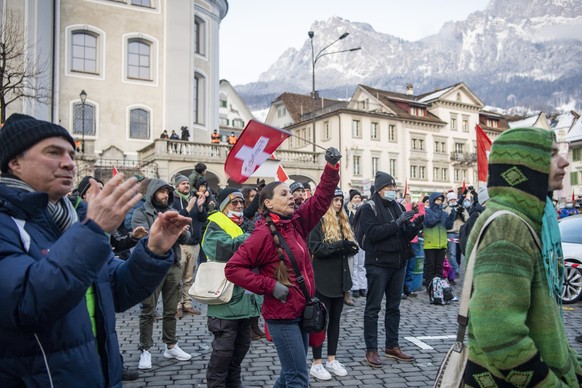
[{"left": 220, "top": 0, "right": 491, "bottom": 85}]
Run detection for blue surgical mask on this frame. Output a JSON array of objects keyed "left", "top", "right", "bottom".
[
  {"left": 463, "top": 200, "right": 471, "bottom": 208},
  {"left": 383, "top": 190, "right": 397, "bottom": 201}
]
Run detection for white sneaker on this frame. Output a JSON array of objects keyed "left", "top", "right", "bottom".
[
  {"left": 163, "top": 344, "right": 192, "bottom": 361},
  {"left": 326, "top": 359, "right": 347, "bottom": 377},
  {"left": 138, "top": 350, "right": 152, "bottom": 369},
  {"left": 310, "top": 363, "right": 332, "bottom": 380}
]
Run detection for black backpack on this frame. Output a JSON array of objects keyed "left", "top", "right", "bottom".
[{"left": 353, "top": 201, "right": 376, "bottom": 247}]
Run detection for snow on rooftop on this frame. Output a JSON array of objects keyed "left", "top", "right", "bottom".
[
  {"left": 508, "top": 115, "right": 539, "bottom": 128},
  {"left": 566, "top": 117, "right": 582, "bottom": 142},
  {"left": 418, "top": 86, "right": 454, "bottom": 103}
]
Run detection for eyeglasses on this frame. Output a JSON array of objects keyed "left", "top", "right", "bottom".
[{"left": 230, "top": 199, "right": 245, "bottom": 206}]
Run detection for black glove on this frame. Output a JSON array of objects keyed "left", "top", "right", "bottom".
[
  {"left": 273, "top": 281, "right": 289, "bottom": 302},
  {"left": 412, "top": 214, "right": 424, "bottom": 228},
  {"left": 343, "top": 240, "right": 359, "bottom": 256},
  {"left": 396, "top": 210, "right": 415, "bottom": 226},
  {"left": 325, "top": 147, "right": 342, "bottom": 165},
  {"left": 256, "top": 178, "right": 266, "bottom": 192},
  {"left": 329, "top": 240, "right": 344, "bottom": 251}
]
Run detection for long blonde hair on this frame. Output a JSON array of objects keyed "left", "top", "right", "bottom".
[{"left": 321, "top": 201, "right": 355, "bottom": 243}]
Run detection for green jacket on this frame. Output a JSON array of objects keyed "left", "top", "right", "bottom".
[
  {"left": 202, "top": 211, "right": 261, "bottom": 320},
  {"left": 465, "top": 206, "right": 582, "bottom": 387}
]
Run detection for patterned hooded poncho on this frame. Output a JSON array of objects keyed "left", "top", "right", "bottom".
[{"left": 464, "top": 127, "right": 582, "bottom": 387}]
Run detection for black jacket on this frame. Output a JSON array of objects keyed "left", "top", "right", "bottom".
[
  {"left": 173, "top": 194, "right": 208, "bottom": 245},
  {"left": 308, "top": 220, "right": 354, "bottom": 298},
  {"left": 360, "top": 194, "right": 420, "bottom": 268}
]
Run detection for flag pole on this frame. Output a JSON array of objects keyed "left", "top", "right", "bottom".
[{"left": 292, "top": 134, "right": 327, "bottom": 151}]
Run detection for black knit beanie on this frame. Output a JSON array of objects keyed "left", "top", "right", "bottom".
[
  {"left": 217, "top": 188, "right": 244, "bottom": 212},
  {"left": 0, "top": 113, "right": 75, "bottom": 172},
  {"left": 374, "top": 171, "right": 396, "bottom": 191},
  {"left": 349, "top": 189, "right": 362, "bottom": 202},
  {"left": 289, "top": 181, "right": 304, "bottom": 194}
]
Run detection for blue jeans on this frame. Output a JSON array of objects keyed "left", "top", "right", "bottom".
[
  {"left": 447, "top": 232, "right": 460, "bottom": 278},
  {"left": 403, "top": 257, "right": 416, "bottom": 294},
  {"left": 364, "top": 265, "right": 406, "bottom": 351},
  {"left": 266, "top": 319, "right": 309, "bottom": 388}
]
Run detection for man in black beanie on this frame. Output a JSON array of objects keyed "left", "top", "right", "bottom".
[
  {"left": 360, "top": 171, "right": 423, "bottom": 367},
  {"left": 289, "top": 181, "right": 306, "bottom": 208},
  {"left": 0, "top": 113, "right": 192, "bottom": 386}
]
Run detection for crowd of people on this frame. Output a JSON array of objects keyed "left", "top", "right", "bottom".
[{"left": 0, "top": 113, "right": 581, "bottom": 387}]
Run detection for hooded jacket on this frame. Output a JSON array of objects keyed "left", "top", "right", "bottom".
[
  {"left": 423, "top": 192, "right": 456, "bottom": 249},
  {"left": 464, "top": 127, "right": 582, "bottom": 387},
  {"left": 132, "top": 179, "right": 190, "bottom": 263},
  {"left": 0, "top": 182, "right": 174, "bottom": 387},
  {"left": 224, "top": 163, "right": 339, "bottom": 320}
]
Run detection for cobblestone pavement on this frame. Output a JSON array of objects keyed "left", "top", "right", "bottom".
[{"left": 118, "top": 282, "right": 582, "bottom": 387}]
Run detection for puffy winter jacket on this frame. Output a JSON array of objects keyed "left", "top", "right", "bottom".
[
  {"left": 225, "top": 163, "right": 340, "bottom": 320},
  {"left": 0, "top": 183, "right": 174, "bottom": 387},
  {"left": 423, "top": 192, "right": 456, "bottom": 249}
]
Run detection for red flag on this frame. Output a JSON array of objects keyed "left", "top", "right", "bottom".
[
  {"left": 271, "top": 153, "right": 290, "bottom": 182},
  {"left": 112, "top": 166, "right": 119, "bottom": 176},
  {"left": 573, "top": 190, "right": 576, "bottom": 202},
  {"left": 462, "top": 179, "right": 466, "bottom": 192},
  {"left": 403, "top": 179, "right": 408, "bottom": 197},
  {"left": 224, "top": 120, "right": 291, "bottom": 183},
  {"left": 476, "top": 124, "right": 492, "bottom": 182}
]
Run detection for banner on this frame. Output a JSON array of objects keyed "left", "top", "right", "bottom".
[
  {"left": 476, "top": 124, "right": 492, "bottom": 183},
  {"left": 224, "top": 120, "right": 291, "bottom": 183}
]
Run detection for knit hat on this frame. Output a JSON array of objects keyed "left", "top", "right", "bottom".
[
  {"left": 77, "top": 175, "right": 103, "bottom": 198},
  {"left": 194, "top": 177, "right": 208, "bottom": 190},
  {"left": 334, "top": 187, "right": 344, "bottom": 198},
  {"left": 446, "top": 192, "right": 457, "bottom": 202},
  {"left": 349, "top": 189, "right": 362, "bottom": 202},
  {"left": 422, "top": 195, "right": 430, "bottom": 204},
  {"left": 374, "top": 171, "right": 396, "bottom": 191},
  {"left": 174, "top": 174, "right": 189, "bottom": 186},
  {"left": 0, "top": 113, "right": 76, "bottom": 172},
  {"left": 217, "top": 188, "right": 244, "bottom": 212},
  {"left": 488, "top": 127, "right": 553, "bottom": 204},
  {"left": 477, "top": 185, "right": 489, "bottom": 205},
  {"left": 289, "top": 181, "right": 304, "bottom": 194},
  {"left": 303, "top": 182, "right": 312, "bottom": 191}
]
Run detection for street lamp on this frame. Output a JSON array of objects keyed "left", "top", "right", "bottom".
[
  {"left": 79, "top": 89, "right": 87, "bottom": 153},
  {"left": 308, "top": 31, "right": 360, "bottom": 153}
]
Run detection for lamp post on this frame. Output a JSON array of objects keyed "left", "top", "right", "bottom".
[
  {"left": 308, "top": 31, "right": 360, "bottom": 153},
  {"left": 79, "top": 90, "right": 87, "bottom": 153}
]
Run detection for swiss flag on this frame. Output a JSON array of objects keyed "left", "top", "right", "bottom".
[
  {"left": 225, "top": 120, "right": 291, "bottom": 183},
  {"left": 476, "top": 124, "right": 492, "bottom": 183}
]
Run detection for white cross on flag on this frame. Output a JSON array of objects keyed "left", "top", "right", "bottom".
[{"left": 224, "top": 120, "right": 291, "bottom": 183}]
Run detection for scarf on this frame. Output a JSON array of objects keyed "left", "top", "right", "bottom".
[
  {"left": 541, "top": 196, "right": 564, "bottom": 307},
  {"left": 0, "top": 175, "right": 78, "bottom": 232}
]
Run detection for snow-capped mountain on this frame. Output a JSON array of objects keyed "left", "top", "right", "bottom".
[{"left": 237, "top": 0, "right": 582, "bottom": 113}]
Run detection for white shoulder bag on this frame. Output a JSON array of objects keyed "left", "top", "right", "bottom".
[{"left": 188, "top": 261, "right": 234, "bottom": 305}]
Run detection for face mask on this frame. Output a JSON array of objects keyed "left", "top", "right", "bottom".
[
  {"left": 226, "top": 210, "right": 244, "bottom": 224},
  {"left": 567, "top": 203, "right": 573, "bottom": 208},
  {"left": 383, "top": 190, "right": 397, "bottom": 201},
  {"left": 463, "top": 200, "right": 471, "bottom": 208},
  {"left": 448, "top": 201, "right": 457, "bottom": 207}
]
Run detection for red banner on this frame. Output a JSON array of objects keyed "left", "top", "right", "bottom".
[
  {"left": 224, "top": 120, "right": 291, "bottom": 183},
  {"left": 476, "top": 124, "right": 492, "bottom": 183}
]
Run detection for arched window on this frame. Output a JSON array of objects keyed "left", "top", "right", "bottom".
[
  {"left": 128, "top": 39, "right": 151, "bottom": 80},
  {"left": 130, "top": 108, "right": 151, "bottom": 139},
  {"left": 71, "top": 31, "right": 98, "bottom": 73},
  {"left": 72, "top": 102, "right": 96, "bottom": 136}
]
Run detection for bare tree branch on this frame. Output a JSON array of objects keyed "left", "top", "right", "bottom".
[{"left": 0, "top": 10, "right": 50, "bottom": 122}]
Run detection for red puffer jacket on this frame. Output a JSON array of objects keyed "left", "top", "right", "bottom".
[{"left": 225, "top": 163, "right": 339, "bottom": 320}]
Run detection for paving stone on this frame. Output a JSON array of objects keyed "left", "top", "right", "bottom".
[{"left": 116, "top": 278, "right": 582, "bottom": 387}]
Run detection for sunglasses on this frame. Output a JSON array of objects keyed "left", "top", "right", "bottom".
[{"left": 230, "top": 199, "right": 245, "bottom": 206}]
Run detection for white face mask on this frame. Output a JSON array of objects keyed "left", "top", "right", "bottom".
[
  {"left": 463, "top": 200, "right": 471, "bottom": 208},
  {"left": 383, "top": 190, "right": 397, "bottom": 201},
  {"left": 226, "top": 210, "right": 244, "bottom": 224}
]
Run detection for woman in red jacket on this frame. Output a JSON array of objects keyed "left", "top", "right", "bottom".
[{"left": 225, "top": 148, "right": 341, "bottom": 387}]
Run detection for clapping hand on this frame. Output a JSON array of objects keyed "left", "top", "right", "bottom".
[
  {"left": 396, "top": 210, "right": 415, "bottom": 226},
  {"left": 147, "top": 211, "right": 192, "bottom": 256}
]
